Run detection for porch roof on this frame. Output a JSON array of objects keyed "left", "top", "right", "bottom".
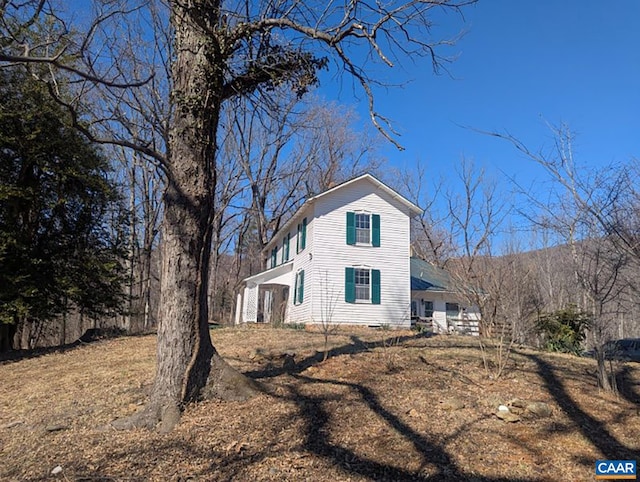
[
  {"left": 410, "top": 257, "right": 484, "bottom": 296},
  {"left": 243, "top": 260, "right": 294, "bottom": 287},
  {"left": 410, "top": 257, "right": 454, "bottom": 293}
]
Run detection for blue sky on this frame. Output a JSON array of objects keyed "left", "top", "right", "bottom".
[{"left": 318, "top": 1, "right": 640, "bottom": 191}]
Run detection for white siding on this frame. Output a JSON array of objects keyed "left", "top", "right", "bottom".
[
  {"left": 286, "top": 206, "right": 314, "bottom": 323},
  {"left": 245, "top": 176, "right": 419, "bottom": 327},
  {"left": 309, "top": 178, "right": 412, "bottom": 327}
]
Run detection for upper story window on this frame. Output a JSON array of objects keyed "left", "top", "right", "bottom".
[
  {"left": 346, "top": 212, "right": 380, "bottom": 247},
  {"left": 282, "top": 233, "right": 290, "bottom": 262},
  {"left": 355, "top": 213, "right": 370, "bottom": 244},
  {"left": 296, "top": 217, "right": 307, "bottom": 253}
]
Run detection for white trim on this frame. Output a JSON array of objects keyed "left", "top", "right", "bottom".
[{"left": 243, "top": 260, "right": 294, "bottom": 285}]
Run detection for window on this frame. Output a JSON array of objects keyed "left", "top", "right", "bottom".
[
  {"left": 296, "top": 218, "right": 307, "bottom": 253},
  {"left": 294, "top": 270, "right": 305, "bottom": 305},
  {"left": 346, "top": 212, "right": 380, "bottom": 246},
  {"left": 345, "top": 267, "right": 380, "bottom": 304},
  {"left": 355, "top": 268, "right": 370, "bottom": 301},
  {"left": 445, "top": 302, "right": 459, "bottom": 319},
  {"left": 282, "top": 233, "right": 290, "bottom": 262},
  {"left": 270, "top": 247, "right": 277, "bottom": 268},
  {"left": 423, "top": 300, "right": 434, "bottom": 318},
  {"left": 355, "top": 213, "right": 370, "bottom": 244}
]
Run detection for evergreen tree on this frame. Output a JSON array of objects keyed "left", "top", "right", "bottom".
[{"left": 0, "top": 70, "right": 127, "bottom": 349}]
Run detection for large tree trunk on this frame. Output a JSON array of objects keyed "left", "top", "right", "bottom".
[{"left": 113, "top": 1, "right": 258, "bottom": 433}]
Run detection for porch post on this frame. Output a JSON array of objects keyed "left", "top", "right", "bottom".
[{"left": 234, "top": 293, "right": 242, "bottom": 325}]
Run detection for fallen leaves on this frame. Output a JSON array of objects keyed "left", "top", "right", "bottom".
[{"left": 0, "top": 327, "right": 638, "bottom": 481}]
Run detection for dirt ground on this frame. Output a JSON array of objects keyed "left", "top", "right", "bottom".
[{"left": 1, "top": 325, "right": 638, "bottom": 481}]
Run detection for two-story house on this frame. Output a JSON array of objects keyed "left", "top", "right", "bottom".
[{"left": 235, "top": 173, "right": 480, "bottom": 331}]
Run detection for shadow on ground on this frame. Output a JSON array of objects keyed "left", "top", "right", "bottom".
[
  {"left": 247, "top": 332, "right": 544, "bottom": 481},
  {"left": 524, "top": 353, "right": 636, "bottom": 460},
  {"left": 0, "top": 327, "right": 136, "bottom": 363},
  {"left": 245, "top": 331, "right": 433, "bottom": 379},
  {"left": 280, "top": 372, "right": 540, "bottom": 481}
]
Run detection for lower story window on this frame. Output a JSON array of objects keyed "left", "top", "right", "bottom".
[
  {"left": 355, "top": 268, "right": 370, "bottom": 301},
  {"left": 345, "top": 267, "right": 380, "bottom": 304},
  {"left": 423, "top": 300, "right": 434, "bottom": 318},
  {"left": 294, "top": 270, "right": 305, "bottom": 305},
  {"left": 446, "top": 302, "right": 459, "bottom": 319}
]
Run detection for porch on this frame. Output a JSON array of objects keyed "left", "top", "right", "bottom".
[{"left": 236, "top": 261, "right": 294, "bottom": 324}]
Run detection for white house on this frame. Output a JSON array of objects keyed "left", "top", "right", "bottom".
[
  {"left": 236, "top": 173, "right": 480, "bottom": 332},
  {"left": 410, "top": 257, "right": 481, "bottom": 335}
]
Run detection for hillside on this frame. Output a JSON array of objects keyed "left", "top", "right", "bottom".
[{"left": 1, "top": 327, "right": 638, "bottom": 481}]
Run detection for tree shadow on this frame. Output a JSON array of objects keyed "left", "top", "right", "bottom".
[
  {"left": 0, "top": 327, "right": 132, "bottom": 364},
  {"left": 245, "top": 331, "right": 432, "bottom": 379},
  {"left": 616, "top": 364, "right": 640, "bottom": 406},
  {"left": 285, "top": 373, "right": 541, "bottom": 482},
  {"left": 524, "top": 353, "right": 636, "bottom": 459}
]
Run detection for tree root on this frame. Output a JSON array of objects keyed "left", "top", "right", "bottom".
[
  {"left": 111, "top": 354, "right": 260, "bottom": 432},
  {"left": 200, "top": 352, "right": 261, "bottom": 401},
  {"left": 111, "top": 400, "right": 183, "bottom": 433}
]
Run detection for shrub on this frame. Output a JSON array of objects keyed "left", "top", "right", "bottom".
[{"left": 536, "top": 305, "right": 591, "bottom": 355}]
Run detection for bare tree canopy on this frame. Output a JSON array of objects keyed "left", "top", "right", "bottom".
[{"left": 1, "top": 0, "right": 477, "bottom": 431}]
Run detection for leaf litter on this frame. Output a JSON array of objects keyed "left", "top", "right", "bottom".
[{"left": 1, "top": 326, "right": 638, "bottom": 481}]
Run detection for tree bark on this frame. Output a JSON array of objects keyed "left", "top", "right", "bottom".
[{"left": 112, "top": 1, "right": 258, "bottom": 433}]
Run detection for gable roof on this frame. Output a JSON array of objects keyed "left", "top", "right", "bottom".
[
  {"left": 264, "top": 173, "right": 423, "bottom": 252},
  {"left": 309, "top": 173, "right": 422, "bottom": 215}
]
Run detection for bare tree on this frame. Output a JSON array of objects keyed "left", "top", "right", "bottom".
[
  {"left": 491, "top": 124, "right": 636, "bottom": 391},
  {"left": 317, "top": 270, "right": 340, "bottom": 361},
  {"left": 2, "top": 0, "right": 476, "bottom": 430},
  {"left": 394, "top": 162, "right": 455, "bottom": 266},
  {"left": 117, "top": 147, "right": 163, "bottom": 333},
  {"left": 444, "top": 158, "right": 512, "bottom": 377}
]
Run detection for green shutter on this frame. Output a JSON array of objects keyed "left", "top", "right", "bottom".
[
  {"left": 371, "top": 269, "right": 381, "bottom": 304},
  {"left": 372, "top": 214, "right": 380, "bottom": 247},
  {"left": 271, "top": 248, "right": 277, "bottom": 268},
  {"left": 300, "top": 217, "right": 307, "bottom": 250},
  {"left": 345, "top": 267, "right": 355, "bottom": 303},
  {"left": 298, "top": 270, "right": 304, "bottom": 304},
  {"left": 296, "top": 223, "right": 301, "bottom": 253},
  {"left": 346, "top": 212, "right": 355, "bottom": 245}
]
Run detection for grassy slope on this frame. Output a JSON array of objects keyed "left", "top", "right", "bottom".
[{"left": 1, "top": 327, "right": 638, "bottom": 481}]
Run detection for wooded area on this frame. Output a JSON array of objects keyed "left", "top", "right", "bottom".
[{"left": 1, "top": 0, "right": 639, "bottom": 431}]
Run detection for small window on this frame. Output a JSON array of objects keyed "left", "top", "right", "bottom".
[
  {"left": 445, "top": 302, "right": 459, "bottom": 319},
  {"left": 423, "top": 300, "right": 434, "bottom": 318}
]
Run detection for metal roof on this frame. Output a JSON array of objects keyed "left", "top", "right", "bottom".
[{"left": 410, "top": 257, "right": 455, "bottom": 292}]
